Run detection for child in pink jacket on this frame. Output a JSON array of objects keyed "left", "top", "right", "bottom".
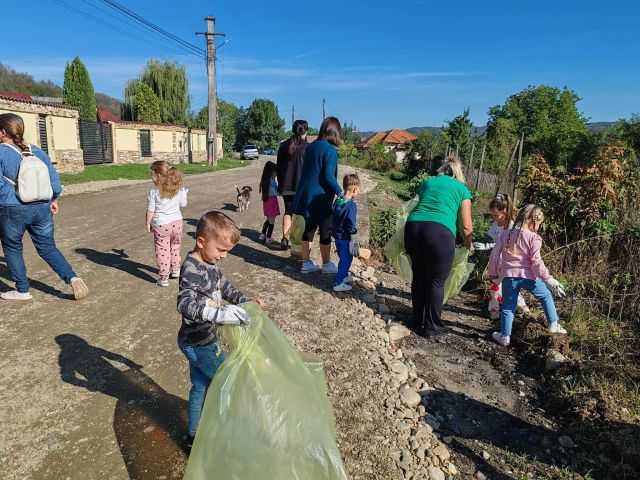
[{"left": 488, "top": 204, "right": 567, "bottom": 347}]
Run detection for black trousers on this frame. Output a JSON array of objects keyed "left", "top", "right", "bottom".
[{"left": 404, "top": 221, "right": 455, "bottom": 334}]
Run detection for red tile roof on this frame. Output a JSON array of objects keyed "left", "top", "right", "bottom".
[
  {"left": 97, "top": 108, "right": 121, "bottom": 123},
  {"left": 361, "top": 129, "right": 417, "bottom": 148},
  {"left": 0, "top": 92, "right": 79, "bottom": 110},
  {"left": 0, "top": 91, "right": 32, "bottom": 101}
]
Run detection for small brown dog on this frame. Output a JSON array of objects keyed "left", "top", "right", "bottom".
[{"left": 235, "top": 185, "right": 252, "bottom": 212}]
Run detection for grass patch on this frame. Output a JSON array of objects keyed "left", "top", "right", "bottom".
[{"left": 60, "top": 158, "right": 246, "bottom": 185}]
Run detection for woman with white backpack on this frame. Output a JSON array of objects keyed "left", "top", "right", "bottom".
[{"left": 0, "top": 113, "right": 88, "bottom": 301}]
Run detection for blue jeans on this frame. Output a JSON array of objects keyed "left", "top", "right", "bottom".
[
  {"left": 501, "top": 277, "right": 559, "bottom": 337},
  {"left": 179, "top": 340, "right": 226, "bottom": 436},
  {"left": 335, "top": 239, "right": 353, "bottom": 286},
  {"left": 0, "top": 203, "right": 76, "bottom": 293}
]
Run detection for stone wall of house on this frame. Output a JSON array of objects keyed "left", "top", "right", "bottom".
[
  {"left": 191, "top": 151, "right": 207, "bottom": 163},
  {"left": 117, "top": 151, "right": 144, "bottom": 164},
  {"left": 54, "top": 149, "right": 84, "bottom": 174},
  {"left": 0, "top": 97, "right": 85, "bottom": 174}
]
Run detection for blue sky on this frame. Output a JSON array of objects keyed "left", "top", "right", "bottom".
[{"left": 4, "top": 0, "right": 639, "bottom": 131}]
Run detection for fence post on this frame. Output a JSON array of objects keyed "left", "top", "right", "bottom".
[
  {"left": 512, "top": 132, "right": 525, "bottom": 205},
  {"left": 495, "top": 139, "right": 520, "bottom": 197},
  {"left": 475, "top": 141, "right": 486, "bottom": 192}
]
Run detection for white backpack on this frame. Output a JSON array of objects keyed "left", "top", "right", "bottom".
[{"left": 1, "top": 143, "right": 53, "bottom": 203}]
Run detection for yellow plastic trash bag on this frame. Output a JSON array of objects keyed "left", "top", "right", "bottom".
[
  {"left": 184, "top": 303, "right": 348, "bottom": 480},
  {"left": 290, "top": 214, "right": 306, "bottom": 247},
  {"left": 384, "top": 197, "right": 475, "bottom": 304},
  {"left": 384, "top": 196, "right": 419, "bottom": 283},
  {"left": 443, "top": 247, "right": 475, "bottom": 304}
]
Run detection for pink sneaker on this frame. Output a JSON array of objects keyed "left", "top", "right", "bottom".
[{"left": 492, "top": 332, "right": 511, "bottom": 347}]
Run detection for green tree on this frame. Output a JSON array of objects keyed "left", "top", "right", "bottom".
[
  {"left": 121, "top": 80, "right": 161, "bottom": 123},
  {"left": 193, "top": 100, "right": 241, "bottom": 154},
  {"left": 141, "top": 60, "right": 190, "bottom": 125},
  {"left": 621, "top": 114, "right": 640, "bottom": 158},
  {"left": 63, "top": 57, "right": 97, "bottom": 120},
  {"left": 442, "top": 108, "right": 474, "bottom": 160},
  {"left": 341, "top": 121, "right": 361, "bottom": 145},
  {"left": 487, "top": 85, "right": 588, "bottom": 169},
  {"left": 238, "top": 99, "right": 285, "bottom": 149}
]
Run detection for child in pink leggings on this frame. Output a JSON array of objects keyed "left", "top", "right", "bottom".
[{"left": 145, "top": 161, "right": 188, "bottom": 287}]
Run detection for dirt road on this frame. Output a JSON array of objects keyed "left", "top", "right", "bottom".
[{"left": 1, "top": 160, "right": 399, "bottom": 480}]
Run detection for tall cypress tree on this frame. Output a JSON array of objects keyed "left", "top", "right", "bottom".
[{"left": 63, "top": 57, "right": 97, "bottom": 121}]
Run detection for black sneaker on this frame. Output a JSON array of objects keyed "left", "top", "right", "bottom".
[{"left": 280, "top": 238, "right": 290, "bottom": 250}]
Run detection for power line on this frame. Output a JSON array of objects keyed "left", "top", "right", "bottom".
[
  {"left": 54, "top": 0, "right": 201, "bottom": 59},
  {"left": 97, "top": 0, "right": 205, "bottom": 58}
]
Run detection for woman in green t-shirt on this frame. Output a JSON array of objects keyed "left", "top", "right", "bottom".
[{"left": 404, "top": 155, "right": 473, "bottom": 337}]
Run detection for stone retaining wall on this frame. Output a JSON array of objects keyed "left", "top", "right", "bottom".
[{"left": 54, "top": 149, "right": 84, "bottom": 174}]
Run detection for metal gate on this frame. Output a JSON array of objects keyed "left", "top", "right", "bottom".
[{"left": 79, "top": 120, "right": 113, "bottom": 165}]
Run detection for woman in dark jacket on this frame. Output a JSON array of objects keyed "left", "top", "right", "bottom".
[
  {"left": 276, "top": 119, "right": 308, "bottom": 250},
  {"left": 293, "top": 117, "right": 343, "bottom": 274}
]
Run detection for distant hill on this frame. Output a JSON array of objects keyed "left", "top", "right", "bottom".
[{"left": 0, "top": 63, "right": 122, "bottom": 116}]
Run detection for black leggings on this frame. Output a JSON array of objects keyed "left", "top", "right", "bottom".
[
  {"left": 404, "top": 221, "right": 455, "bottom": 333},
  {"left": 282, "top": 195, "right": 295, "bottom": 216}
]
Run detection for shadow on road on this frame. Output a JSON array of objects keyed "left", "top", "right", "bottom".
[
  {"left": 75, "top": 248, "right": 158, "bottom": 284},
  {"left": 0, "top": 256, "right": 72, "bottom": 299},
  {"left": 221, "top": 202, "right": 238, "bottom": 212},
  {"left": 55, "top": 334, "right": 188, "bottom": 480}
]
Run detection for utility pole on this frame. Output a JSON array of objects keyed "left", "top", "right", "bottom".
[
  {"left": 322, "top": 98, "right": 326, "bottom": 120},
  {"left": 197, "top": 17, "right": 225, "bottom": 166}
]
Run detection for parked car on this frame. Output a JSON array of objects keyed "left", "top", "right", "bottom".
[
  {"left": 261, "top": 148, "right": 275, "bottom": 156},
  {"left": 241, "top": 144, "right": 260, "bottom": 160}
]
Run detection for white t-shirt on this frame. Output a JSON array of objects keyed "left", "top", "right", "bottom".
[
  {"left": 147, "top": 188, "right": 188, "bottom": 226},
  {"left": 487, "top": 220, "right": 514, "bottom": 242}
]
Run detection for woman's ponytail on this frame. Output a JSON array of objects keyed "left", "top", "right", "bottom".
[{"left": 0, "top": 113, "right": 31, "bottom": 153}]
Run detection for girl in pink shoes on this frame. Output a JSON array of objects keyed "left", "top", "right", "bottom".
[
  {"left": 146, "top": 161, "right": 188, "bottom": 287},
  {"left": 488, "top": 204, "right": 567, "bottom": 347}
]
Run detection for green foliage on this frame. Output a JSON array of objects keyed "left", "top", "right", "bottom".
[
  {"left": 389, "top": 171, "right": 407, "bottom": 181},
  {"left": 404, "top": 130, "right": 446, "bottom": 174},
  {"left": 63, "top": 57, "right": 97, "bottom": 120},
  {"left": 370, "top": 208, "right": 399, "bottom": 247},
  {"left": 487, "top": 85, "right": 589, "bottom": 169},
  {"left": 140, "top": 60, "right": 190, "bottom": 125},
  {"left": 193, "top": 100, "right": 241, "bottom": 154},
  {"left": 442, "top": 108, "right": 474, "bottom": 159},
  {"left": 122, "top": 80, "right": 161, "bottom": 123},
  {"left": 620, "top": 114, "right": 640, "bottom": 157},
  {"left": 341, "top": 121, "right": 361, "bottom": 145},
  {"left": 0, "top": 63, "right": 62, "bottom": 96},
  {"left": 237, "top": 99, "right": 285, "bottom": 149},
  {"left": 337, "top": 143, "right": 359, "bottom": 164},
  {"left": 405, "top": 170, "right": 429, "bottom": 199},
  {"left": 363, "top": 144, "right": 396, "bottom": 172}
]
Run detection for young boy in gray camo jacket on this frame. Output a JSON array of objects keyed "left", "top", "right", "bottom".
[{"left": 177, "top": 211, "right": 258, "bottom": 451}]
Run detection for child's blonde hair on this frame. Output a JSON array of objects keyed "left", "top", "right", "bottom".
[
  {"left": 437, "top": 153, "right": 466, "bottom": 184},
  {"left": 150, "top": 160, "right": 183, "bottom": 199},
  {"left": 508, "top": 204, "right": 545, "bottom": 245},
  {"left": 196, "top": 211, "right": 241, "bottom": 244}
]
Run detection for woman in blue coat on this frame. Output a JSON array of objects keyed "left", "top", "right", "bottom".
[
  {"left": 293, "top": 117, "right": 343, "bottom": 274},
  {"left": 0, "top": 113, "right": 89, "bottom": 301}
]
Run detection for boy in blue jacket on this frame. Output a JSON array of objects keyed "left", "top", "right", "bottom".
[{"left": 332, "top": 174, "right": 361, "bottom": 292}]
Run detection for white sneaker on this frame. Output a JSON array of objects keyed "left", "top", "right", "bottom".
[
  {"left": 301, "top": 261, "right": 321, "bottom": 274},
  {"left": 0, "top": 290, "right": 32, "bottom": 301},
  {"left": 492, "top": 332, "right": 511, "bottom": 347},
  {"left": 170, "top": 271, "right": 180, "bottom": 279},
  {"left": 157, "top": 279, "right": 170, "bottom": 288},
  {"left": 548, "top": 323, "right": 568, "bottom": 335},
  {"left": 321, "top": 261, "right": 338, "bottom": 274},
  {"left": 333, "top": 282, "right": 353, "bottom": 292},
  {"left": 258, "top": 234, "right": 266, "bottom": 243},
  {"left": 345, "top": 273, "right": 354, "bottom": 284}
]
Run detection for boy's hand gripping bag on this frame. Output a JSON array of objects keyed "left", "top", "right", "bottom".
[
  {"left": 184, "top": 303, "right": 348, "bottom": 480},
  {"left": 290, "top": 214, "right": 306, "bottom": 248},
  {"left": 384, "top": 197, "right": 475, "bottom": 304}
]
